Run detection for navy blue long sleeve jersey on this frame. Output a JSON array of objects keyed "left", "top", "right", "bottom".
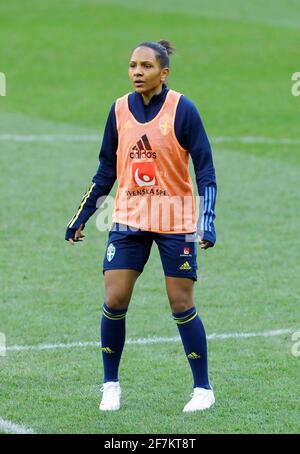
[{"left": 66, "top": 85, "right": 217, "bottom": 244}]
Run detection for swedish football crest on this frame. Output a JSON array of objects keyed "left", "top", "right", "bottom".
[{"left": 107, "top": 243, "right": 116, "bottom": 262}]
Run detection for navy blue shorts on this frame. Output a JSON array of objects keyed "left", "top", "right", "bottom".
[{"left": 103, "top": 223, "right": 198, "bottom": 281}]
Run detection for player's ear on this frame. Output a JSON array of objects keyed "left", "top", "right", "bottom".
[{"left": 161, "top": 67, "right": 169, "bottom": 83}]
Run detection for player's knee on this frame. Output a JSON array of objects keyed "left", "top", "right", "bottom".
[
  {"left": 104, "top": 294, "right": 130, "bottom": 311},
  {"left": 168, "top": 287, "right": 193, "bottom": 313},
  {"left": 169, "top": 299, "right": 193, "bottom": 314}
]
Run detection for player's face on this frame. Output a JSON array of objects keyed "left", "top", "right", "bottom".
[{"left": 128, "top": 47, "right": 169, "bottom": 98}]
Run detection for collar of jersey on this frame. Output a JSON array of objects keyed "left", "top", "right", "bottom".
[{"left": 134, "top": 83, "right": 169, "bottom": 107}]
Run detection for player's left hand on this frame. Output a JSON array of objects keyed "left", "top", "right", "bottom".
[
  {"left": 200, "top": 240, "right": 214, "bottom": 250},
  {"left": 66, "top": 224, "right": 85, "bottom": 245}
]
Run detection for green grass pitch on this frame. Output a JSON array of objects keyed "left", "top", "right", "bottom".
[{"left": 0, "top": 0, "right": 299, "bottom": 434}]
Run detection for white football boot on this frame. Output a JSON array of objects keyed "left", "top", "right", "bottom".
[
  {"left": 183, "top": 387, "right": 215, "bottom": 412},
  {"left": 99, "top": 381, "right": 121, "bottom": 411}
]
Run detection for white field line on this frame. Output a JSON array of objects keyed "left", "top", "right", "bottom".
[
  {"left": 0, "top": 133, "right": 300, "bottom": 145},
  {"left": 5, "top": 328, "right": 296, "bottom": 353},
  {"left": 0, "top": 327, "right": 294, "bottom": 435},
  {"left": 0, "top": 133, "right": 101, "bottom": 142},
  {"left": 0, "top": 417, "right": 35, "bottom": 434},
  {"left": 211, "top": 136, "right": 300, "bottom": 145}
]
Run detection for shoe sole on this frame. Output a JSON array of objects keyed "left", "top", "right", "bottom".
[
  {"left": 99, "top": 401, "right": 121, "bottom": 411},
  {"left": 99, "top": 406, "right": 120, "bottom": 411},
  {"left": 183, "top": 401, "right": 215, "bottom": 412}
]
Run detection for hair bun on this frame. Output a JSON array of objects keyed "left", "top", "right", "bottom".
[{"left": 158, "top": 40, "right": 175, "bottom": 55}]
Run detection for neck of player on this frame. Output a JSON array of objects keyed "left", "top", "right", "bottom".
[{"left": 141, "top": 84, "right": 163, "bottom": 106}]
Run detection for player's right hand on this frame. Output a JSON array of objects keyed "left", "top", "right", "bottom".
[{"left": 65, "top": 224, "right": 85, "bottom": 245}]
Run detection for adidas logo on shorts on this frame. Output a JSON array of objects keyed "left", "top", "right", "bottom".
[{"left": 179, "top": 261, "right": 192, "bottom": 270}]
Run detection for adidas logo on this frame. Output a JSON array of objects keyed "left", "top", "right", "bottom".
[
  {"left": 187, "top": 352, "right": 201, "bottom": 359},
  {"left": 125, "top": 120, "right": 133, "bottom": 128},
  {"left": 100, "top": 347, "right": 115, "bottom": 354},
  {"left": 130, "top": 134, "right": 157, "bottom": 160},
  {"left": 179, "top": 261, "right": 192, "bottom": 270}
]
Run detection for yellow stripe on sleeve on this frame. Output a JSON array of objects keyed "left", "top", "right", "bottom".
[{"left": 68, "top": 183, "right": 96, "bottom": 228}]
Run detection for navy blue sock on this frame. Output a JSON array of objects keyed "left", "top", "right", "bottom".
[
  {"left": 100, "top": 303, "right": 127, "bottom": 383},
  {"left": 173, "top": 307, "right": 211, "bottom": 389}
]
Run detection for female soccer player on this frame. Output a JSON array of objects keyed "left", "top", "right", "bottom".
[{"left": 66, "top": 40, "right": 217, "bottom": 413}]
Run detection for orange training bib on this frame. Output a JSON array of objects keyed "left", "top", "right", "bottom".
[{"left": 112, "top": 89, "right": 196, "bottom": 233}]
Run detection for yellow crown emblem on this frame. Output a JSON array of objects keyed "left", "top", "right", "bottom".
[{"left": 159, "top": 114, "right": 172, "bottom": 136}]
